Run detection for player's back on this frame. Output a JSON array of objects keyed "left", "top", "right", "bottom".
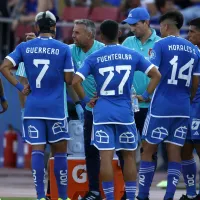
[
  {"left": 84, "top": 45, "right": 152, "bottom": 124},
  {"left": 21, "top": 37, "right": 73, "bottom": 119},
  {"left": 150, "top": 36, "right": 200, "bottom": 118}
]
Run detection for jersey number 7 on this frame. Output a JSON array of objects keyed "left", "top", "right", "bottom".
[{"left": 33, "top": 59, "right": 50, "bottom": 88}]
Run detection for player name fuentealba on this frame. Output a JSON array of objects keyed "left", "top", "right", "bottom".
[
  {"left": 26, "top": 47, "right": 59, "bottom": 55},
  {"left": 168, "top": 45, "right": 196, "bottom": 54},
  {"left": 97, "top": 54, "right": 132, "bottom": 63}
]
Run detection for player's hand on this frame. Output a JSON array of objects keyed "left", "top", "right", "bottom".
[
  {"left": 137, "top": 95, "right": 151, "bottom": 102},
  {"left": 87, "top": 96, "right": 98, "bottom": 108},
  {"left": 25, "top": 32, "right": 36, "bottom": 41},
  {"left": 22, "top": 84, "right": 31, "bottom": 96},
  {"left": 75, "top": 104, "right": 84, "bottom": 123},
  {"left": 0, "top": 100, "right": 8, "bottom": 114}
]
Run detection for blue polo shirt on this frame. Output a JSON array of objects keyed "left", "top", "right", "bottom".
[{"left": 122, "top": 29, "right": 160, "bottom": 108}]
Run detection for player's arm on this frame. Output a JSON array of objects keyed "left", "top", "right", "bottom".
[
  {"left": 0, "top": 44, "right": 30, "bottom": 95},
  {"left": 135, "top": 48, "right": 161, "bottom": 102},
  {"left": 191, "top": 75, "right": 199, "bottom": 101},
  {"left": 72, "top": 58, "right": 92, "bottom": 105},
  {"left": 0, "top": 78, "right": 8, "bottom": 113}
]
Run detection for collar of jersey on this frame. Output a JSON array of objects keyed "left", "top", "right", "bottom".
[{"left": 37, "top": 36, "right": 53, "bottom": 39}]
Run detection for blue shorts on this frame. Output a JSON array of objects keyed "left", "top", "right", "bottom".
[
  {"left": 142, "top": 114, "right": 188, "bottom": 146},
  {"left": 23, "top": 118, "right": 70, "bottom": 145},
  {"left": 92, "top": 123, "right": 138, "bottom": 151}
]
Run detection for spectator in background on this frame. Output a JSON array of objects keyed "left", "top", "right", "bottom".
[
  {"left": 120, "top": 0, "right": 141, "bottom": 18},
  {"left": 11, "top": 0, "right": 57, "bottom": 30},
  {"left": 155, "top": 0, "right": 177, "bottom": 14},
  {"left": 65, "top": 0, "right": 91, "bottom": 7},
  {"left": 142, "top": 0, "right": 161, "bottom": 25}
]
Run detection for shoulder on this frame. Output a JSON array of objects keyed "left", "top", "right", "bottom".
[
  {"left": 94, "top": 40, "right": 105, "bottom": 49},
  {"left": 122, "top": 36, "right": 136, "bottom": 45}
]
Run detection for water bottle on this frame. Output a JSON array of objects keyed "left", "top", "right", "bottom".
[{"left": 131, "top": 86, "right": 140, "bottom": 112}]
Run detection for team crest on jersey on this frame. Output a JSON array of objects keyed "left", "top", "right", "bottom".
[{"left": 149, "top": 49, "right": 156, "bottom": 59}]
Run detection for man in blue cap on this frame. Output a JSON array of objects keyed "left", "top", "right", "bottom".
[{"left": 121, "top": 7, "right": 160, "bottom": 199}]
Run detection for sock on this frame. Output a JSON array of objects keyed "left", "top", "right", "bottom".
[
  {"left": 138, "top": 161, "right": 155, "bottom": 199},
  {"left": 125, "top": 181, "right": 136, "bottom": 200},
  {"left": 31, "top": 150, "right": 45, "bottom": 199},
  {"left": 91, "top": 191, "right": 100, "bottom": 195},
  {"left": 182, "top": 159, "right": 197, "bottom": 198},
  {"left": 54, "top": 153, "right": 68, "bottom": 199},
  {"left": 102, "top": 181, "right": 114, "bottom": 200},
  {"left": 46, "top": 180, "right": 50, "bottom": 196},
  {"left": 164, "top": 162, "right": 181, "bottom": 200}
]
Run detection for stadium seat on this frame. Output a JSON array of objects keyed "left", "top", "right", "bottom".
[
  {"left": 62, "top": 7, "right": 90, "bottom": 21},
  {"left": 15, "top": 24, "right": 34, "bottom": 41},
  {"left": 89, "top": 7, "right": 119, "bottom": 22}
]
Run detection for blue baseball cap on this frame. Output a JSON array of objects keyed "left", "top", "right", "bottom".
[{"left": 122, "top": 7, "right": 150, "bottom": 25}]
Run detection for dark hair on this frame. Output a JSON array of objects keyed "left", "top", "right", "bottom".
[
  {"left": 189, "top": 18, "right": 200, "bottom": 30},
  {"left": 100, "top": 20, "right": 119, "bottom": 41},
  {"left": 159, "top": 10, "right": 184, "bottom": 29}
]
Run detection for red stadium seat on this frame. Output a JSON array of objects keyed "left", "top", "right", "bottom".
[
  {"left": 15, "top": 24, "right": 34, "bottom": 42},
  {"left": 62, "top": 26, "right": 73, "bottom": 41},
  {"left": 62, "top": 7, "right": 90, "bottom": 21},
  {"left": 89, "top": 7, "right": 119, "bottom": 22}
]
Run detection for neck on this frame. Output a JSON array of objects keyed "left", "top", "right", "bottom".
[
  {"left": 140, "top": 28, "right": 152, "bottom": 44},
  {"left": 167, "top": 29, "right": 180, "bottom": 37},
  {"left": 39, "top": 33, "right": 52, "bottom": 37},
  {"left": 81, "top": 40, "right": 94, "bottom": 53},
  {"left": 104, "top": 40, "right": 118, "bottom": 45}
]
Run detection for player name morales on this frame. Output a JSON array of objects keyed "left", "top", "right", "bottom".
[
  {"left": 26, "top": 47, "right": 59, "bottom": 55},
  {"left": 168, "top": 45, "right": 195, "bottom": 53},
  {"left": 97, "top": 54, "right": 132, "bottom": 63}
]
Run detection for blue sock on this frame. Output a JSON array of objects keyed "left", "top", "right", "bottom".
[
  {"left": 138, "top": 161, "right": 155, "bottom": 199},
  {"left": 164, "top": 162, "right": 181, "bottom": 200},
  {"left": 125, "top": 181, "right": 136, "bottom": 200},
  {"left": 54, "top": 153, "right": 68, "bottom": 199},
  {"left": 31, "top": 150, "right": 45, "bottom": 199},
  {"left": 102, "top": 181, "right": 114, "bottom": 200},
  {"left": 182, "top": 159, "right": 197, "bottom": 198}
]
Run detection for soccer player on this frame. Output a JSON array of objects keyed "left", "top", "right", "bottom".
[
  {"left": 16, "top": 32, "right": 83, "bottom": 200},
  {"left": 72, "top": 20, "right": 161, "bottom": 200},
  {"left": 137, "top": 11, "right": 200, "bottom": 200},
  {"left": 0, "top": 78, "right": 8, "bottom": 113},
  {"left": 179, "top": 18, "right": 200, "bottom": 200},
  {"left": 0, "top": 11, "right": 74, "bottom": 200}
]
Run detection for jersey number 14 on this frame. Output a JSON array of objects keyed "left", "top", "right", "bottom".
[{"left": 168, "top": 56, "right": 194, "bottom": 87}]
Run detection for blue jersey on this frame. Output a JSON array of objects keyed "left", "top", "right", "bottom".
[
  {"left": 6, "top": 36, "right": 74, "bottom": 119},
  {"left": 149, "top": 36, "right": 200, "bottom": 118},
  {"left": 77, "top": 45, "right": 153, "bottom": 124}
]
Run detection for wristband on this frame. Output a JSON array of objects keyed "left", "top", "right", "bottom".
[
  {"left": 142, "top": 91, "right": 150, "bottom": 101},
  {"left": 15, "top": 82, "right": 24, "bottom": 92},
  {"left": 0, "top": 96, "right": 7, "bottom": 102},
  {"left": 75, "top": 101, "right": 81, "bottom": 105},
  {"left": 82, "top": 96, "right": 90, "bottom": 104}
]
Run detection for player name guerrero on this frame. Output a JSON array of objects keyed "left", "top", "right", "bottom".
[
  {"left": 168, "top": 45, "right": 196, "bottom": 54},
  {"left": 26, "top": 47, "right": 59, "bottom": 55},
  {"left": 97, "top": 54, "right": 132, "bottom": 63}
]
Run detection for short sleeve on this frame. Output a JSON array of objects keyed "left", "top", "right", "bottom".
[
  {"left": 6, "top": 43, "right": 24, "bottom": 67},
  {"left": 76, "top": 57, "right": 92, "bottom": 80},
  {"left": 149, "top": 41, "right": 162, "bottom": 68},
  {"left": 16, "top": 62, "right": 27, "bottom": 78},
  {"left": 135, "top": 52, "right": 154, "bottom": 75},
  {"left": 64, "top": 45, "right": 74, "bottom": 72}
]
